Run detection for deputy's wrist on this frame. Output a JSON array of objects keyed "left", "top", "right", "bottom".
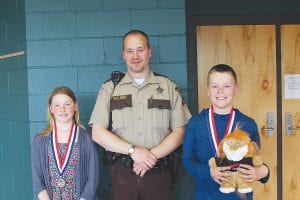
[{"left": 128, "top": 145, "right": 136, "bottom": 156}]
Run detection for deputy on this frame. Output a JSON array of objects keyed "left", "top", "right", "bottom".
[{"left": 89, "top": 29, "right": 191, "bottom": 200}]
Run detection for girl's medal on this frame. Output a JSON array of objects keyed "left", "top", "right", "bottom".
[
  {"left": 57, "top": 178, "right": 65, "bottom": 188},
  {"left": 51, "top": 123, "right": 77, "bottom": 188}
]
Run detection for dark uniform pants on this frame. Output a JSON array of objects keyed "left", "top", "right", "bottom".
[{"left": 108, "top": 162, "right": 175, "bottom": 200}]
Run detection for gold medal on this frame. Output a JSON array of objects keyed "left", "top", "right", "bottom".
[{"left": 57, "top": 178, "right": 65, "bottom": 188}]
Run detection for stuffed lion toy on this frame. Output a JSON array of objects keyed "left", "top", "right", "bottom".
[{"left": 208, "top": 129, "right": 264, "bottom": 194}]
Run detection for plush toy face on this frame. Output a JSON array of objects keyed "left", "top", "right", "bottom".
[
  {"left": 223, "top": 139, "right": 249, "bottom": 161},
  {"left": 218, "top": 129, "right": 258, "bottom": 160}
]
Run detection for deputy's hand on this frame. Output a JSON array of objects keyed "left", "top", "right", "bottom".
[
  {"left": 210, "top": 166, "right": 231, "bottom": 184},
  {"left": 133, "top": 162, "right": 148, "bottom": 177},
  {"left": 238, "top": 164, "right": 268, "bottom": 182},
  {"left": 130, "top": 146, "right": 157, "bottom": 170}
]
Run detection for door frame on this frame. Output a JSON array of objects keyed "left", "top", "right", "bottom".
[{"left": 185, "top": 14, "right": 300, "bottom": 200}]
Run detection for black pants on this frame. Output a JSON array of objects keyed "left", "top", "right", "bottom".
[{"left": 108, "top": 161, "right": 175, "bottom": 200}]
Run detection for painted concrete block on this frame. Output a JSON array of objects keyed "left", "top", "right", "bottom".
[
  {"left": 43, "top": 67, "right": 77, "bottom": 93},
  {"left": 103, "top": 0, "right": 157, "bottom": 9},
  {"left": 11, "top": 121, "right": 30, "bottom": 147},
  {"left": 0, "top": 72, "right": 8, "bottom": 95},
  {"left": 72, "top": 38, "right": 104, "bottom": 65},
  {"left": 27, "top": 12, "right": 76, "bottom": 39},
  {"left": 0, "top": 0, "right": 17, "bottom": 19},
  {"left": 77, "top": 93, "right": 98, "bottom": 120},
  {"left": 27, "top": 40, "right": 72, "bottom": 67},
  {"left": 9, "top": 69, "right": 28, "bottom": 95},
  {"left": 2, "top": 145, "right": 24, "bottom": 171},
  {"left": 77, "top": 10, "right": 130, "bottom": 37},
  {"left": 0, "top": 96, "right": 28, "bottom": 120},
  {"left": 26, "top": 13, "right": 44, "bottom": 40},
  {"left": 70, "top": 0, "right": 102, "bottom": 11},
  {"left": 0, "top": 120, "right": 10, "bottom": 144},
  {"left": 103, "top": 37, "right": 123, "bottom": 65},
  {"left": 28, "top": 95, "right": 47, "bottom": 121},
  {"left": 158, "top": 0, "right": 185, "bottom": 8},
  {"left": 27, "top": 69, "right": 45, "bottom": 94},
  {"left": 14, "top": 170, "right": 32, "bottom": 196},
  {"left": 0, "top": 167, "right": 14, "bottom": 192},
  {"left": 159, "top": 35, "right": 186, "bottom": 62},
  {"left": 132, "top": 9, "right": 185, "bottom": 35},
  {"left": 78, "top": 65, "right": 121, "bottom": 92},
  {"left": 26, "top": 0, "right": 69, "bottom": 12}
]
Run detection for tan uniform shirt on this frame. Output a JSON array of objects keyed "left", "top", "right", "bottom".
[{"left": 89, "top": 71, "right": 191, "bottom": 149}]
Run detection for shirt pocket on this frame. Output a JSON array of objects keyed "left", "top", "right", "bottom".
[
  {"left": 111, "top": 95, "right": 132, "bottom": 129},
  {"left": 148, "top": 98, "right": 171, "bottom": 128}
]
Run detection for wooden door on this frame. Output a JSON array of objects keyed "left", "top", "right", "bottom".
[
  {"left": 281, "top": 24, "right": 300, "bottom": 200},
  {"left": 197, "top": 25, "right": 277, "bottom": 199}
]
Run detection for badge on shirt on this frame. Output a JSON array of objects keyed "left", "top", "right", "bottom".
[{"left": 156, "top": 86, "right": 164, "bottom": 95}]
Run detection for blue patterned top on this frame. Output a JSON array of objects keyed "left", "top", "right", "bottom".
[{"left": 48, "top": 142, "right": 79, "bottom": 200}]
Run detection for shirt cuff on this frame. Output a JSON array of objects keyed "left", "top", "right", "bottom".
[{"left": 259, "top": 163, "right": 270, "bottom": 184}]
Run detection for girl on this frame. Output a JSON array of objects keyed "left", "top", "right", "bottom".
[
  {"left": 31, "top": 86, "right": 99, "bottom": 200},
  {"left": 182, "top": 64, "right": 269, "bottom": 200}
]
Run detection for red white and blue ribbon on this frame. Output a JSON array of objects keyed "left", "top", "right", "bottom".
[
  {"left": 51, "top": 123, "right": 77, "bottom": 175},
  {"left": 209, "top": 106, "right": 235, "bottom": 156}
]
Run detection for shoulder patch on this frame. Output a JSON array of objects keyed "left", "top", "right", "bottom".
[
  {"left": 97, "top": 84, "right": 105, "bottom": 96},
  {"left": 175, "top": 86, "right": 187, "bottom": 105}
]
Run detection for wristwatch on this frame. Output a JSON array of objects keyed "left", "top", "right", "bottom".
[{"left": 128, "top": 145, "right": 135, "bottom": 156}]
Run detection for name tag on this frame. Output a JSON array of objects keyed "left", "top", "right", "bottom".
[
  {"left": 110, "top": 95, "right": 132, "bottom": 111},
  {"left": 148, "top": 99, "right": 171, "bottom": 110}
]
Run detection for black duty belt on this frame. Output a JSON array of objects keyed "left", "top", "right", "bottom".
[
  {"left": 103, "top": 146, "right": 182, "bottom": 177},
  {"left": 117, "top": 154, "right": 168, "bottom": 172}
]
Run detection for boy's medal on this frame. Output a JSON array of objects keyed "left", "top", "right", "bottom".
[
  {"left": 51, "top": 123, "right": 77, "bottom": 188},
  {"left": 57, "top": 178, "right": 65, "bottom": 188},
  {"left": 209, "top": 106, "right": 235, "bottom": 156}
]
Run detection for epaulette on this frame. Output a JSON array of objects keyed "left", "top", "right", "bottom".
[
  {"left": 153, "top": 72, "right": 177, "bottom": 85},
  {"left": 153, "top": 72, "right": 168, "bottom": 79},
  {"left": 104, "top": 78, "right": 112, "bottom": 84}
]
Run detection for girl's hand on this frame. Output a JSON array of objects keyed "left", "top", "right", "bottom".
[
  {"left": 238, "top": 164, "right": 269, "bottom": 182},
  {"left": 210, "top": 166, "right": 231, "bottom": 184},
  {"left": 37, "top": 189, "right": 50, "bottom": 200}
]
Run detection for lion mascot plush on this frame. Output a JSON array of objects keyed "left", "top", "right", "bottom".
[{"left": 208, "top": 129, "right": 264, "bottom": 194}]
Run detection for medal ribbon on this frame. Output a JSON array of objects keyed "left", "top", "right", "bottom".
[
  {"left": 209, "top": 106, "right": 235, "bottom": 156},
  {"left": 52, "top": 123, "right": 77, "bottom": 175}
]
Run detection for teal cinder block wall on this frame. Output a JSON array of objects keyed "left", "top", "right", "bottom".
[
  {"left": 3, "top": 0, "right": 195, "bottom": 199},
  {"left": 0, "top": 0, "right": 31, "bottom": 200}
]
